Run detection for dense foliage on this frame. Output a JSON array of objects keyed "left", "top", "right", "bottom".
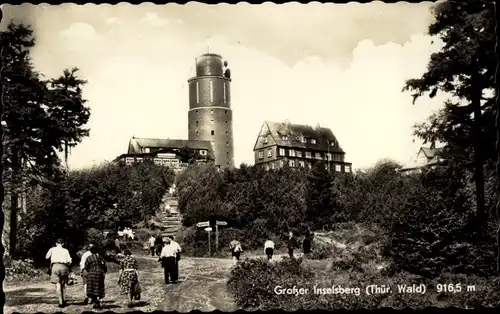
[
  {"left": 1, "top": 22, "right": 91, "bottom": 257},
  {"left": 16, "top": 161, "right": 175, "bottom": 265}
]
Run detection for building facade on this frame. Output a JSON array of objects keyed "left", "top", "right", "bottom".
[
  {"left": 187, "top": 53, "right": 235, "bottom": 169},
  {"left": 114, "top": 137, "right": 214, "bottom": 172},
  {"left": 253, "top": 120, "right": 352, "bottom": 172}
]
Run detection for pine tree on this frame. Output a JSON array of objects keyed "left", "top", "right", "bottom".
[{"left": 402, "top": 1, "right": 496, "bottom": 232}]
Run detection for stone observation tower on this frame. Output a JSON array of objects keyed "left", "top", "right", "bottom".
[{"left": 187, "top": 53, "right": 235, "bottom": 168}]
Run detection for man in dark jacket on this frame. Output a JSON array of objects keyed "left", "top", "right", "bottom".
[
  {"left": 154, "top": 234, "right": 164, "bottom": 256},
  {"left": 287, "top": 232, "right": 298, "bottom": 258},
  {"left": 302, "top": 232, "right": 313, "bottom": 256}
]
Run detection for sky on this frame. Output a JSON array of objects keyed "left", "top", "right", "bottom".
[{"left": 1, "top": 2, "right": 448, "bottom": 170}]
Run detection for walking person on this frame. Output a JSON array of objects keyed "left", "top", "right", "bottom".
[
  {"left": 46, "top": 238, "right": 72, "bottom": 308},
  {"left": 264, "top": 239, "right": 275, "bottom": 261},
  {"left": 302, "top": 231, "right": 313, "bottom": 257},
  {"left": 168, "top": 235, "right": 182, "bottom": 283},
  {"left": 154, "top": 234, "right": 164, "bottom": 256},
  {"left": 287, "top": 232, "right": 298, "bottom": 258},
  {"left": 80, "top": 243, "right": 94, "bottom": 305},
  {"left": 159, "top": 237, "right": 176, "bottom": 285},
  {"left": 148, "top": 235, "right": 156, "bottom": 256},
  {"left": 229, "top": 238, "right": 243, "bottom": 266},
  {"left": 83, "top": 245, "right": 107, "bottom": 309},
  {"left": 118, "top": 249, "right": 140, "bottom": 308}
]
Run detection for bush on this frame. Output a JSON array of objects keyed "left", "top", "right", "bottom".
[
  {"left": 5, "top": 258, "right": 47, "bottom": 283},
  {"left": 227, "top": 257, "right": 314, "bottom": 310},
  {"left": 17, "top": 161, "right": 175, "bottom": 266}
]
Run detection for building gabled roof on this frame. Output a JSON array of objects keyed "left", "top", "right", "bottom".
[
  {"left": 256, "top": 121, "right": 345, "bottom": 153},
  {"left": 127, "top": 138, "right": 214, "bottom": 156},
  {"left": 419, "top": 146, "right": 444, "bottom": 159}
]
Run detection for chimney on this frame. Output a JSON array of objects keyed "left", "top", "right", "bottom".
[
  {"left": 315, "top": 123, "right": 321, "bottom": 130},
  {"left": 284, "top": 119, "right": 290, "bottom": 127}
]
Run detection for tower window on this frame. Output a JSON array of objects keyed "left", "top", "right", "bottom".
[
  {"left": 223, "top": 82, "right": 227, "bottom": 103},
  {"left": 211, "top": 120, "right": 214, "bottom": 124},
  {"left": 211, "top": 130, "right": 214, "bottom": 135},
  {"left": 226, "top": 131, "right": 228, "bottom": 135},
  {"left": 226, "top": 142, "right": 229, "bottom": 146},
  {"left": 210, "top": 109, "right": 214, "bottom": 115},
  {"left": 196, "top": 82, "right": 200, "bottom": 104},
  {"left": 196, "top": 121, "right": 199, "bottom": 126},
  {"left": 209, "top": 80, "right": 214, "bottom": 102},
  {"left": 225, "top": 110, "right": 227, "bottom": 115},
  {"left": 196, "top": 110, "right": 199, "bottom": 115},
  {"left": 225, "top": 121, "right": 228, "bottom": 124}
]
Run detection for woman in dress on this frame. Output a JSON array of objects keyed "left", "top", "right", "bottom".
[
  {"left": 83, "top": 245, "right": 107, "bottom": 309},
  {"left": 118, "top": 249, "right": 140, "bottom": 308}
]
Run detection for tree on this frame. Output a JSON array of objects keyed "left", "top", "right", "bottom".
[
  {"left": 1, "top": 22, "right": 91, "bottom": 257},
  {"left": 306, "top": 162, "right": 334, "bottom": 230},
  {"left": 47, "top": 68, "right": 91, "bottom": 170},
  {"left": 402, "top": 1, "right": 496, "bottom": 232}
]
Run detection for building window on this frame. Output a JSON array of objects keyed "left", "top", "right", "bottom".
[
  {"left": 258, "top": 150, "right": 264, "bottom": 159},
  {"left": 225, "top": 120, "right": 228, "bottom": 125},
  {"left": 265, "top": 164, "right": 269, "bottom": 171},
  {"left": 196, "top": 110, "right": 199, "bottom": 115},
  {"left": 305, "top": 151, "right": 312, "bottom": 158},
  {"left": 327, "top": 153, "right": 332, "bottom": 160},
  {"left": 223, "top": 82, "right": 227, "bottom": 103},
  {"left": 301, "top": 136, "right": 307, "bottom": 143},
  {"left": 154, "top": 158, "right": 162, "bottom": 165},
  {"left": 289, "top": 160, "right": 295, "bottom": 167},
  {"left": 196, "top": 82, "right": 200, "bottom": 104},
  {"left": 345, "top": 165, "right": 351, "bottom": 172},
  {"left": 279, "top": 160, "right": 284, "bottom": 167},
  {"left": 226, "top": 142, "right": 229, "bottom": 146},
  {"left": 211, "top": 120, "right": 214, "bottom": 124},
  {"left": 299, "top": 161, "right": 305, "bottom": 167},
  {"left": 210, "top": 109, "right": 214, "bottom": 115},
  {"left": 279, "top": 148, "right": 286, "bottom": 156},
  {"left": 335, "top": 165, "right": 342, "bottom": 172},
  {"left": 282, "top": 135, "right": 288, "bottom": 141},
  {"left": 225, "top": 110, "right": 227, "bottom": 115},
  {"left": 226, "top": 131, "right": 229, "bottom": 136},
  {"left": 271, "top": 162, "right": 275, "bottom": 170},
  {"left": 209, "top": 80, "right": 214, "bottom": 102},
  {"left": 267, "top": 148, "right": 272, "bottom": 158},
  {"left": 315, "top": 152, "right": 322, "bottom": 159},
  {"left": 142, "top": 147, "right": 150, "bottom": 153},
  {"left": 136, "top": 157, "right": 143, "bottom": 162},
  {"left": 311, "top": 138, "right": 317, "bottom": 144},
  {"left": 211, "top": 140, "right": 215, "bottom": 146},
  {"left": 199, "top": 150, "right": 207, "bottom": 156},
  {"left": 308, "top": 162, "right": 312, "bottom": 169},
  {"left": 296, "top": 150, "right": 303, "bottom": 158},
  {"left": 196, "top": 121, "right": 199, "bottom": 126},
  {"left": 289, "top": 149, "right": 296, "bottom": 157},
  {"left": 125, "top": 157, "right": 134, "bottom": 165},
  {"left": 211, "top": 130, "right": 214, "bottom": 135},
  {"left": 263, "top": 137, "right": 268, "bottom": 144},
  {"left": 195, "top": 130, "right": 199, "bottom": 138},
  {"left": 329, "top": 141, "right": 335, "bottom": 146}
]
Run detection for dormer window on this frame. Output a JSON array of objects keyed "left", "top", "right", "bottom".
[
  {"left": 142, "top": 147, "right": 150, "bottom": 153},
  {"left": 311, "top": 138, "right": 316, "bottom": 144},
  {"left": 263, "top": 137, "right": 268, "bottom": 144},
  {"left": 301, "top": 137, "right": 307, "bottom": 143},
  {"left": 282, "top": 135, "right": 288, "bottom": 141},
  {"left": 199, "top": 150, "right": 207, "bottom": 156},
  {"left": 329, "top": 141, "right": 335, "bottom": 146}
]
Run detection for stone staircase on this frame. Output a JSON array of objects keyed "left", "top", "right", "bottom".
[{"left": 156, "top": 191, "right": 183, "bottom": 238}]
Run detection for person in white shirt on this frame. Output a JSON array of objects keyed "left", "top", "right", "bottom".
[
  {"left": 264, "top": 240, "right": 275, "bottom": 261},
  {"left": 46, "top": 238, "right": 72, "bottom": 308},
  {"left": 80, "top": 243, "right": 93, "bottom": 305},
  {"left": 159, "top": 237, "right": 176, "bottom": 285},
  {"left": 229, "top": 239, "right": 243, "bottom": 266},
  {"left": 148, "top": 235, "right": 156, "bottom": 256},
  {"left": 168, "top": 235, "right": 182, "bottom": 283}
]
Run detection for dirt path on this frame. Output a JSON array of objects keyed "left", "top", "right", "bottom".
[{"left": 4, "top": 253, "right": 290, "bottom": 313}]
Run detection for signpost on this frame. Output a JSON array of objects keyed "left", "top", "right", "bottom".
[
  {"left": 196, "top": 221, "right": 210, "bottom": 228},
  {"left": 204, "top": 227, "right": 212, "bottom": 255},
  {"left": 197, "top": 220, "right": 227, "bottom": 255},
  {"left": 215, "top": 221, "right": 227, "bottom": 252}
]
